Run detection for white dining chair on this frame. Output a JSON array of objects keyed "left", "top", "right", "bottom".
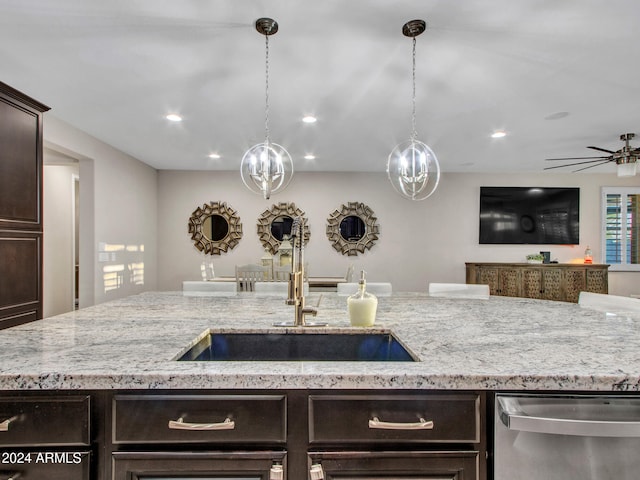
[
  {"left": 578, "top": 292, "right": 640, "bottom": 314},
  {"left": 337, "top": 282, "right": 392, "bottom": 297},
  {"left": 182, "top": 281, "right": 237, "bottom": 296},
  {"left": 428, "top": 283, "right": 490, "bottom": 299},
  {"left": 235, "top": 264, "right": 269, "bottom": 292},
  {"left": 272, "top": 265, "right": 291, "bottom": 282}
]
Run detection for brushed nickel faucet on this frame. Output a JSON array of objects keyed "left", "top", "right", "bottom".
[{"left": 274, "top": 217, "right": 327, "bottom": 327}]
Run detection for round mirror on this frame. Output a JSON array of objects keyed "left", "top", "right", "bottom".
[
  {"left": 257, "top": 202, "right": 310, "bottom": 255},
  {"left": 339, "top": 215, "right": 366, "bottom": 241},
  {"left": 270, "top": 215, "right": 293, "bottom": 241},
  {"left": 188, "top": 201, "right": 243, "bottom": 255},
  {"left": 203, "top": 214, "right": 230, "bottom": 242},
  {"left": 326, "top": 202, "right": 379, "bottom": 256}
]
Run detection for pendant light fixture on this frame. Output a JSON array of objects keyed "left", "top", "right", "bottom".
[
  {"left": 241, "top": 18, "right": 293, "bottom": 200},
  {"left": 387, "top": 19, "right": 440, "bottom": 201}
]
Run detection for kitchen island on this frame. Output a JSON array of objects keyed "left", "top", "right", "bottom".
[
  {"left": 1, "top": 292, "right": 639, "bottom": 480},
  {"left": 0, "top": 291, "right": 638, "bottom": 391}
]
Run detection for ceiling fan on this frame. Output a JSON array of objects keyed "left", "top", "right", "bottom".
[{"left": 544, "top": 133, "right": 639, "bottom": 176}]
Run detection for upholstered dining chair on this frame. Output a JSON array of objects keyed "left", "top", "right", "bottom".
[{"left": 235, "top": 264, "right": 269, "bottom": 292}]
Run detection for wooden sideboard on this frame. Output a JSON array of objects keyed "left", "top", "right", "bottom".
[{"left": 465, "top": 262, "right": 609, "bottom": 303}]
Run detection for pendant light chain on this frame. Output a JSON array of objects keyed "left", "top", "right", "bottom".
[
  {"left": 411, "top": 36, "right": 418, "bottom": 143},
  {"left": 264, "top": 33, "right": 270, "bottom": 144}
]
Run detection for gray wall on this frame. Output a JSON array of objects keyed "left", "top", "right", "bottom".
[
  {"left": 44, "top": 116, "right": 158, "bottom": 310},
  {"left": 157, "top": 170, "right": 640, "bottom": 296}
]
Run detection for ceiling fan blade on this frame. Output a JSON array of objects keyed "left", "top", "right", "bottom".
[
  {"left": 572, "top": 160, "right": 616, "bottom": 172},
  {"left": 545, "top": 156, "right": 609, "bottom": 161},
  {"left": 543, "top": 158, "right": 614, "bottom": 170},
  {"left": 587, "top": 146, "right": 616, "bottom": 154}
]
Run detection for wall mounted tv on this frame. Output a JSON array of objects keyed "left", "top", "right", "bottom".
[{"left": 479, "top": 186, "right": 580, "bottom": 245}]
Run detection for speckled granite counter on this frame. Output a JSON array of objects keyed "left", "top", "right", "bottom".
[{"left": 0, "top": 291, "right": 638, "bottom": 391}]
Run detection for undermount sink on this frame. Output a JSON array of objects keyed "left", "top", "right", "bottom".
[{"left": 176, "top": 331, "right": 418, "bottom": 362}]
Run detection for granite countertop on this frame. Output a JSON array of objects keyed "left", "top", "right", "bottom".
[{"left": 0, "top": 291, "right": 639, "bottom": 391}]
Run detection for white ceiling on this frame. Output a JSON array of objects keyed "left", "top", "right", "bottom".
[{"left": 2, "top": 0, "right": 640, "bottom": 174}]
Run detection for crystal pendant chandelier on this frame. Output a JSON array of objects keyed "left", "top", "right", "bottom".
[
  {"left": 241, "top": 18, "right": 293, "bottom": 200},
  {"left": 387, "top": 20, "right": 440, "bottom": 201}
]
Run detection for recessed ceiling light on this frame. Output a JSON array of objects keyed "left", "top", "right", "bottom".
[
  {"left": 208, "top": 153, "right": 221, "bottom": 159},
  {"left": 302, "top": 115, "right": 317, "bottom": 124},
  {"left": 491, "top": 130, "right": 507, "bottom": 139},
  {"left": 304, "top": 154, "right": 316, "bottom": 160}
]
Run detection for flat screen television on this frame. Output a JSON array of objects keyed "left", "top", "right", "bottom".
[{"left": 479, "top": 186, "right": 580, "bottom": 245}]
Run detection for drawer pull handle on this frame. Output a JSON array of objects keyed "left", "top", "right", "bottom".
[
  {"left": 168, "top": 416, "right": 235, "bottom": 431},
  {"left": 368, "top": 416, "right": 434, "bottom": 430},
  {"left": 0, "top": 415, "right": 18, "bottom": 432}
]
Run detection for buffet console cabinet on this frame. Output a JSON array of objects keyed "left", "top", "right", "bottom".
[
  {"left": 0, "top": 390, "right": 486, "bottom": 480},
  {"left": 465, "top": 262, "right": 609, "bottom": 303}
]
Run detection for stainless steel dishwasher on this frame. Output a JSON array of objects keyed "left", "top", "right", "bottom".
[{"left": 495, "top": 393, "right": 640, "bottom": 479}]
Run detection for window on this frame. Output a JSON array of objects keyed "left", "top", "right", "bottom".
[{"left": 602, "top": 187, "right": 640, "bottom": 271}]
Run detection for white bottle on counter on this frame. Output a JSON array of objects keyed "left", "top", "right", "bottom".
[{"left": 347, "top": 270, "right": 378, "bottom": 327}]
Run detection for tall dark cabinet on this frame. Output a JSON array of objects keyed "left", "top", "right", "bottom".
[{"left": 0, "top": 81, "right": 49, "bottom": 329}]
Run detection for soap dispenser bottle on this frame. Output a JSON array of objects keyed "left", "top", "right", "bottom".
[{"left": 347, "top": 270, "right": 378, "bottom": 327}]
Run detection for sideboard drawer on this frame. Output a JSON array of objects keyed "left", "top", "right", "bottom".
[
  {"left": 309, "top": 394, "right": 480, "bottom": 444},
  {"left": 113, "top": 394, "right": 286, "bottom": 445},
  {"left": 0, "top": 396, "right": 90, "bottom": 447}
]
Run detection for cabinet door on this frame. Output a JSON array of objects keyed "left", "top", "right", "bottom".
[
  {"left": 498, "top": 268, "right": 520, "bottom": 297},
  {"left": 521, "top": 268, "right": 543, "bottom": 299},
  {"left": 477, "top": 267, "right": 499, "bottom": 295},
  {"left": 111, "top": 451, "right": 285, "bottom": 480},
  {"left": 541, "top": 268, "right": 564, "bottom": 301},
  {"left": 308, "top": 451, "right": 478, "bottom": 480},
  {"left": 564, "top": 269, "right": 586, "bottom": 303},
  {"left": 586, "top": 268, "right": 608, "bottom": 294}
]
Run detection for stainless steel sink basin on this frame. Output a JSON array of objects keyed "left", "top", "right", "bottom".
[{"left": 176, "top": 331, "right": 418, "bottom": 362}]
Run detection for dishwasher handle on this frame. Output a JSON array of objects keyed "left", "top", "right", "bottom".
[{"left": 497, "top": 396, "right": 640, "bottom": 438}]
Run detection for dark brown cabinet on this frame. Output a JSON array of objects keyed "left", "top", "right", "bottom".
[
  {"left": 0, "top": 81, "right": 49, "bottom": 329},
  {"left": 466, "top": 262, "right": 609, "bottom": 303},
  {"left": 308, "top": 393, "right": 482, "bottom": 480},
  {"left": 1, "top": 390, "right": 485, "bottom": 479},
  {"left": 110, "top": 393, "right": 287, "bottom": 479},
  {"left": 108, "top": 391, "right": 485, "bottom": 480},
  {"left": 0, "top": 395, "right": 91, "bottom": 479}
]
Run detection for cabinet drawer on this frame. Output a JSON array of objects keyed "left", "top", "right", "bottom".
[
  {"left": 0, "top": 396, "right": 90, "bottom": 447},
  {"left": 309, "top": 394, "right": 480, "bottom": 444},
  {"left": 112, "top": 451, "right": 286, "bottom": 479},
  {"left": 0, "top": 450, "right": 90, "bottom": 480},
  {"left": 308, "top": 451, "right": 478, "bottom": 480},
  {"left": 113, "top": 394, "right": 286, "bottom": 445}
]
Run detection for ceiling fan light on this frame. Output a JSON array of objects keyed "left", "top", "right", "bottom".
[{"left": 617, "top": 161, "right": 637, "bottom": 177}]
